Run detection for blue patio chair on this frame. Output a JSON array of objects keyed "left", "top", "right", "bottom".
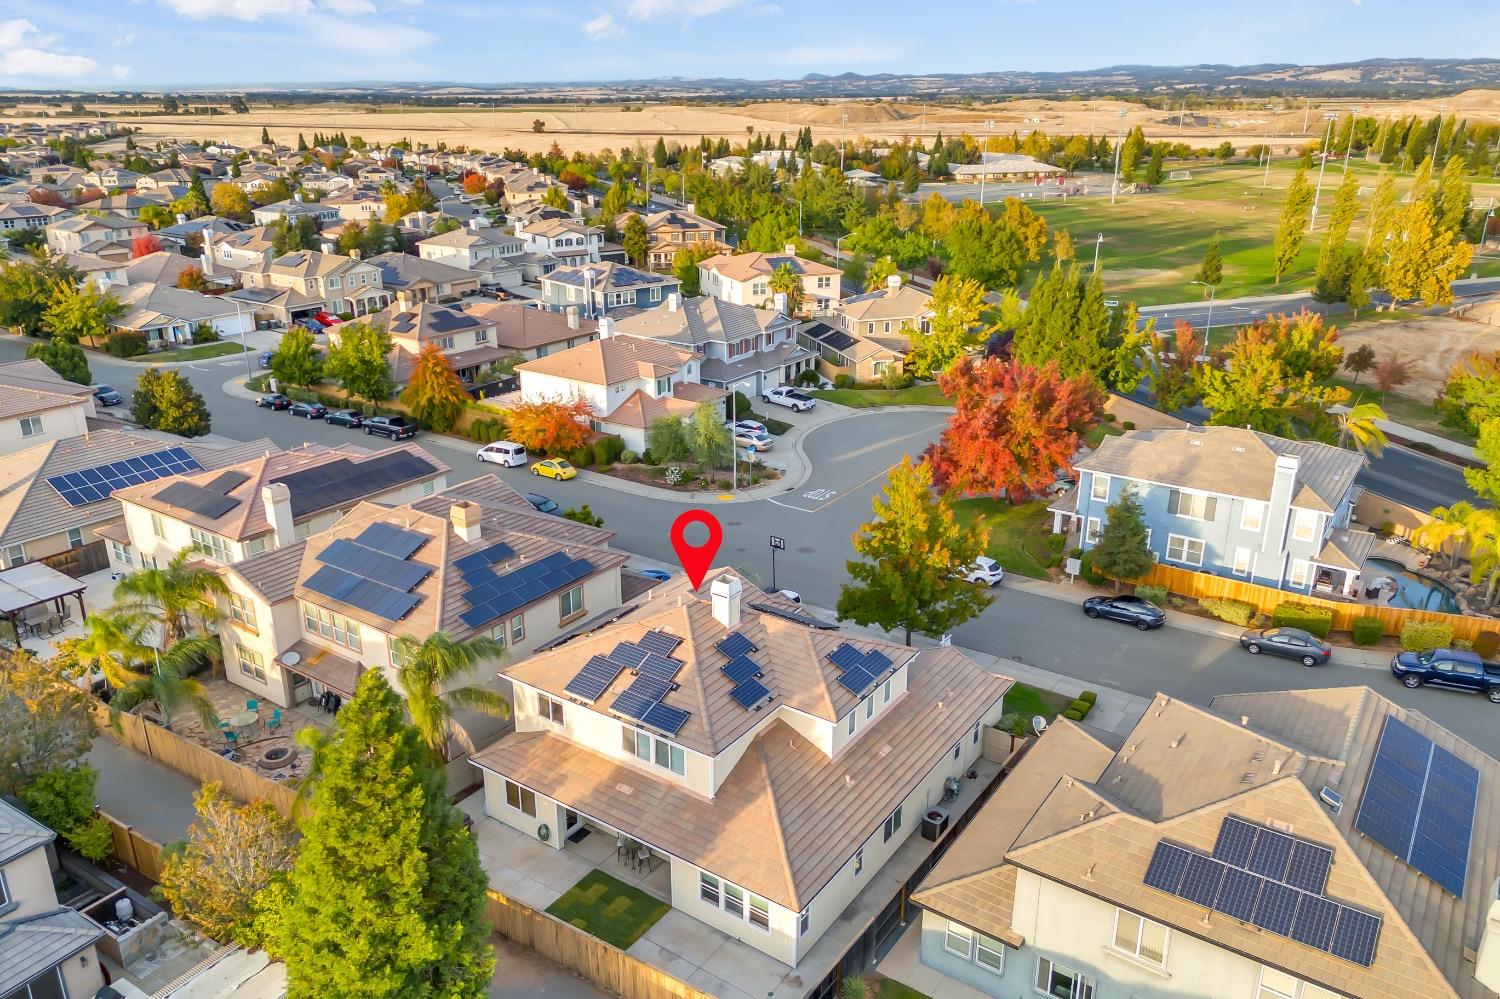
[
  {"left": 266, "top": 709, "right": 282, "bottom": 731},
  {"left": 224, "top": 730, "right": 239, "bottom": 745},
  {"left": 245, "top": 699, "right": 259, "bottom": 712}
]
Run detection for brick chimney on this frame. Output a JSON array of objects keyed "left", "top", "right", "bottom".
[{"left": 450, "top": 501, "right": 482, "bottom": 543}]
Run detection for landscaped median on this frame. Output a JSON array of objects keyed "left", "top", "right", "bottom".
[
  {"left": 809, "top": 384, "right": 951, "bottom": 408},
  {"left": 127, "top": 341, "right": 251, "bottom": 363}
]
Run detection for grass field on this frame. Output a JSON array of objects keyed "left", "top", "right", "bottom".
[
  {"left": 544, "top": 870, "right": 668, "bottom": 950},
  {"left": 951, "top": 498, "right": 1057, "bottom": 580},
  {"left": 1017, "top": 161, "right": 1500, "bottom": 306},
  {"left": 1003, "top": 682, "right": 1074, "bottom": 720},
  {"left": 810, "top": 384, "right": 952, "bottom": 408},
  {"left": 128, "top": 341, "right": 249, "bottom": 362}
]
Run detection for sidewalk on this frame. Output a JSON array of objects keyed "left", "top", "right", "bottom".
[{"left": 1329, "top": 403, "right": 1476, "bottom": 462}]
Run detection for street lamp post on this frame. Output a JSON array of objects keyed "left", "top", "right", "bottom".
[
  {"left": 1093, "top": 232, "right": 1103, "bottom": 272},
  {"left": 790, "top": 197, "right": 803, "bottom": 236},
  {"left": 1110, "top": 111, "right": 1127, "bottom": 206},
  {"left": 1308, "top": 113, "right": 1338, "bottom": 232},
  {"left": 1262, "top": 107, "right": 1277, "bottom": 188},
  {"left": 839, "top": 113, "right": 847, "bottom": 173},
  {"left": 1189, "top": 280, "right": 1216, "bottom": 342},
  {"left": 978, "top": 119, "right": 993, "bottom": 208}
]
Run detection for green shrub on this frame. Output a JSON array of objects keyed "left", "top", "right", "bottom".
[
  {"left": 1047, "top": 534, "right": 1066, "bottom": 554},
  {"left": 1135, "top": 584, "right": 1169, "bottom": 605},
  {"left": 795, "top": 368, "right": 821, "bottom": 387},
  {"left": 1400, "top": 620, "right": 1454, "bottom": 652},
  {"left": 1168, "top": 596, "right": 1185, "bottom": 608},
  {"left": 620, "top": 449, "right": 639, "bottom": 464},
  {"left": 567, "top": 445, "right": 592, "bottom": 467},
  {"left": 597, "top": 435, "right": 625, "bottom": 465},
  {"left": 1270, "top": 601, "right": 1334, "bottom": 639},
  {"left": 191, "top": 322, "right": 220, "bottom": 344},
  {"left": 1122, "top": 420, "right": 1135, "bottom": 430},
  {"left": 640, "top": 449, "right": 656, "bottom": 466},
  {"left": 1069, "top": 699, "right": 1092, "bottom": 717},
  {"left": 1102, "top": 411, "right": 1117, "bottom": 422},
  {"left": 247, "top": 374, "right": 271, "bottom": 392},
  {"left": 1078, "top": 551, "right": 1106, "bottom": 586},
  {"left": 880, "top": 366, "right": 915, "bottom": 390},
  {"left": 763, "top": 415, "right": 793, "bottom": 436},
  {"left": 1475, "top": 631, "right": 1500, "bottom": 659},
  {"left": 1198, "top": 596, "right": 1258, "bottom": 627},
  {"left": 1078, "top": 690, "right": 1097, "bottom": 705},
  {"left": 833, "top": 373, "right": 856, "bottom": 389},
  {"left": 104, "top": 331, "right": 148, "bottom": 357},
  {"left": 1063, "top": 708, "right": 1084, "bottom": 721},
  {"left": 1453, "top": 638, "right": 1475, "bottom": 651},
  {"left": 1351, "top": 616, "right": 1384, "bottom": 646}
]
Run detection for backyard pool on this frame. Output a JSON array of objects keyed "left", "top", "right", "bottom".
[{"left": 1365, "top": 557, "right": 1460, "bottom": 614}]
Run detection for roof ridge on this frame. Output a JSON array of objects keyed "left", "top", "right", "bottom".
[{"left": 751, "top": 733, "right": 800, "bottom": 909}]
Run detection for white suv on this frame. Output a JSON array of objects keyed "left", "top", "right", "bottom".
[{"left": 965, "top": 557, "right": 1005, "bottom": 586}]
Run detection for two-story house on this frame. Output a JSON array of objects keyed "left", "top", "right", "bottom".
[
  {"left": 0, "top": 799, "right": 107, "bottom": 999},
  {"left": 539, "top": 262, "right": 680, "bottom": 319},
  {"left": 0, "top": 201, "right": 72, "bottom": 232},
  {"left": 699, "top": 246, "right": 842, "bottom": 317},
  {"left": 1055, "top": 426, "right": 1370, "bottom": 597},
  {"left": 903, "top": 686, "right": 1498, "bottom": 999},
  {"left": 235, "top": 249, "right": 390, "bottom": 324},
  {"left": 615, "top": 207, "right": 728, "bottom": 271},
  {"left": 514, "top": 215, "right": 603, "bottom": 268},
  {"left": 464, "top": 301, "right": 598, "bottom": 361},
  {"left": 515, "top": 326, "right": 725, "bottom": 451},
  {"left": 799, "top": 275, "right": 935, "bottom": 382},
  {"left": 366, "top": 251, "right": 482, "bottom": 304},
  {"left": 472, "top": 571, "right": 1010, "bottom": 967},
  {"left": 320, "top": 186, "right": 385, "bottom": 221},
  {"left": 416, "top": 222, "right": 526, "bottom": 289},
  {"left": 0, "top": 360, "right": 96, "bottom": 456},
  {"left": 203, "top": 225, "right": 277, "bottom": 274},
  {"left": 362, "top": 301, "right": 502, "bottom": 384},
  {"left": 250, "top": 198, "right": 341, "bottom": 228},
  {"left": 214, "top": 476, "right": 627, "bottom": 714},
  {"left": 611, "top": 293, "right": 814, "bottom": 396},
  {"left": 44, "top": 214, "right": 147, "bottom": 256}
]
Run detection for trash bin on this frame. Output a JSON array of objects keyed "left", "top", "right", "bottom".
[{"left": 922, "top": 805, "right": 950, "bottom": 842}]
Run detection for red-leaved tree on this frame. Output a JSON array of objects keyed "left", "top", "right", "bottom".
[
  {"left": 926, "top": 356, "right": 1104, "bottom": 499},
  {"left": 131, "top": 234, "right": 164, "bottom": 258},
  {"left": 461, "top": 173, "right": 488, "bottom": 196},
  {"left": 505, "top": 398, "right": 593, "bottom": 457}
]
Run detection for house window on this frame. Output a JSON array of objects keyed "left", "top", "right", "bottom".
[
  {"left": 1256, "top": 967, "right": 1340, "bottom": 999},
  {"left": 3, "top": 544, "right": 24, "bottom": 568},
  {"left": 748, "top": 895, "right": 770, "bottom": 930},
  {"left": 245, "top": 536, "right": 267, "bottom": 557},
  {"left": 227, "top": 592, "right": 257, "bottom": 629},
  {"left": 624, "top": 726, "right": 686, "bottom": 775},
  {"left": 3, "top": 967, "right": 65, "bottom": 999},
  {"left": 655, "top": 376, "right": 672, "bottom": 396},
  {"left": 1034, "top": 957, "right": 1095, "bottom": 999},
  {"left": 722, "top": 883, "right": 744, "bottom": 919},
  {"left": 421, "top": 480, "right": 436, "bottom": 496},
  {"left": 1089, "top": 474, "right": 1109, "bottom": 502},
  {"left": 853, "top": 848, "right": 863, "bottom": 875},
  {"left": 110, "top": 540, "right": 135, "bottom": 568},
  {"left": 1233, "top": 547, "right": 1252, "bottom": 576},
  {"left": 538, "top": 692, "right": 564, "bottom": 724},
  {"left": 1167, "top": 489, "right": 1218, "bottom": 521},
  {"left": 1085, "top": 517, "right": 1102, "bottom": 546},
  {"left": 847, "top": 709, "right": 857, "bottom": 735},
  {"left": 19, "top": 416, "right": 42, "bottom": 437},
  {"left": 944, "top": 920, "right": 974, "bottom": 958},
  {"left": 798, "top": 906, "right": 810, "bottom": 937},
  {"left": 1288, "top": 559, "right": 1311, "bottom": 588},
  {"left": 973, "top": 722, "right": 982, "bottom": 744},
  {"left": 504, "top": 779, "right": 536, "bottom": 817},
  {"left": 151, "top": 512, "right": 166, "bottom": 539},
  {"left": 1165, "top": 534, "right": 1205, "bottom": 567},
  {"left": 66, "top": 527, "right": 83, "bottom": 549},
  {"left": 864, "top": 695, "right": 874, "bottom": 719},
  {"left": 189, "top": 527, "right": 234, "bottom": 563},
  {"left": 559, "top": 584, "right": 584, "bottom": 620},
  {"left": 699, "top": 872, "right": 720, "bottom": 906},
  {"left": 883, "top": 679, "right": 891, "bottom": 704},
  {"left": 436, "top": 335, "right": 455, "bottom": 350},
  {"left": 475, "top": 329, "right": 489, "bottom": 343},
  {"left": 1111, "top": 908, "right": 1169, "bottom": 968},
  {"left": 301, "top": 601, "right": 362, "bottom": 652},
  {"left": 511, "top": 614, "right": 525, "bottom": 644},
  {"left": 235, "top": 645, "right": 267, "bottom": 683},
  {"left": 390, "top": 641, "right": 409, "bottom": 670},
  {"left": 882, "top": 805, "right": 902, "bottom": 842},
  {"left": 953, "top": 741, "right": 962, "bottom": 760},
  {"left": 1292, "top": 509, "right": 1318, "bottom": 543},
  {"left": 975, "top": 932, "right": 1004, "bottom": 972},
  {"left": 1240, "top": 501, "right": 1265, "bottom": 532}
]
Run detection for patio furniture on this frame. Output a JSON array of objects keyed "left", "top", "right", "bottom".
[
  {"left": 616, "top": 835, "right": 630, "bottom": 864},
  {"left": 634, "top": 847, "right": 654, "bottom": 874},
  {"left": 266, "top": 708, "right": 282, "bottom": 731},
  {"left": 223, "top": 731, "right": 239, "bottom": 746},
  {"left": 227, "top": 709, "right": 258, "bottom": 731},
  {"left": 245, "top": 699, "right": 259, "bottom": 712},
  {"left": 44, "top": 614, "right": 63, "bottom": 635}
]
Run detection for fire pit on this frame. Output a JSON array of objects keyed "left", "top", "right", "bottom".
[{"left": 257, "top": 745, "right": 295, "bottom": 771}]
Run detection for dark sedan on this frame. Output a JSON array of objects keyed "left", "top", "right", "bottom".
[
  {"left": 1082, "top": 594, "right": 1166, "bottom": 631},
  {"left": 288, "top": 401, "right": 328, "bottom": 419},
  {"left": 324, "top": 409, "right": 364, "bottom": 428},
  {"left": 1239, "top": 627, "right": 1332, "bottom": 667},
  {"left": 91, "top": 384, "right": 123, "bottom": 407},
  {"left": 524, "top": 493, "right": 560, "bottom": 515},
  {"left": 256, "top": 393, "right": 291, "bottom": 410}
]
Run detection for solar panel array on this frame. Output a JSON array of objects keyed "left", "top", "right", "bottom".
[
  {"left": 1354, "top": 715, "right": 1479, "bottom": 898},
  {"left": 562, "top": 630, "right": 691, "bottom": 736},
  {"left": 46, "top": 447, "right": 202, "bottom": 507},
  {"left": 457, "top": 548, "right": 595, "bottom": 630},
  {"left": 825, "top": 642, "right": 894, "bottom": 697},
  {"left": 304, "top": 522, "right": 434, "bottom": 623},
  {"left": 1142, "top": 816, "right": 1382, "bottom": 967},
  {"left": 711, "top": 630, "right": 774, "bottom": 712},
  {"left": 277, "top": 452, "right": 437, "bottom": 518},
  {"left": 154, "top": 480, "right": 240, "bottom": 520}
]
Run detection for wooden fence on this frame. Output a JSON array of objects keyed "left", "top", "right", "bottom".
[
  {"left": 93, "top": 702, "right": 299, "bottom": 819},
  {"left": 485, "top": 889, "right": 712, "bottom": 999},
  {"left": 97, "top": 808, "right": 167, "bottom": 882},
  {"left": 1137, "top": 563, "right": 1490, "bottom": 642}
]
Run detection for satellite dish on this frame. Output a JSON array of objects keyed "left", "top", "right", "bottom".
[
  {"left": 282, "top": 651, "right": 301, "bottom": 666},
  {"left": 1032, "top": 715, "right": 1048, "bottom": 737}
]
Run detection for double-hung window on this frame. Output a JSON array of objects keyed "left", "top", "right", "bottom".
[
  {"left": 227, "top": 592, "right": 257, "bottom": 629},
  {"left": 19, "top": 416, "right": 42, "bottom": 438},
  {"left": 1240, "top": 500, "right": 1265, "bottom": 532},
  {"left": 1288, "top": 559, "right": 1311, "bottom": 589},
  {"left": 559, "top": 584, "right": 584, "bottom": 620},
  {"left": 302, "top": 601, "right": 362, "bottom": 652},
  {"left": 747, "top": 895, "right": 770, "bottom": 930},
  {"left": 944, "top": 920, "right": 974, "bottom": 958},
  {"left": 623, "top": 726, "right": 686, "bottom": 775},
  {"left": 722, "top": 883, "right": 744, "bottom": 919},
  {"left": 882, "top": 804, "right": 902, "bottom": 842},
  {"left": 1292, "top": 509, "right": 1319, "bottom": 543},
  {"left": 699, "top": 873, "right": 720, "bottom": 906},
  {"left": 1034, "top": 957, "right": 1094, "bottom": 999},
  {"left": 1085, "top": 517, "right": 1102, "bottom": 546},
  {"left": 1168, "top": 489, "right": 1217, "bottom": 521},
  {"left": 1232, "top": 547, "right": 1253, "bottom": 576},
  {"left": 1165, "top": 534, "right": 1205, "bottom": 567},
  {"left": 975, "top": 931, "right": 1004, "bottom": 972},
  {"left": 1111, "top": 908, "right": 1169, "bottom": 968},
  {"left": 234, "top": 645, "right": 266, "bottom": 683},
  {"left": 1089, "top": 474, "right": 1109, "bottom": 502}
]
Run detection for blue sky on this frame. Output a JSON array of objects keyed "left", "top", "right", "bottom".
[{"left": 0, "top": 0, "right": 1496, "bottom": 88}]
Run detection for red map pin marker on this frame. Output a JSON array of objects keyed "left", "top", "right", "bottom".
[{"left": 670, "top": 509, "right": 723, "bottom": 589}]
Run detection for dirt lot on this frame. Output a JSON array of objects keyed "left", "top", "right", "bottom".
[{"left": 1338, "top": 310, "right": 1500, "bottom": 402}]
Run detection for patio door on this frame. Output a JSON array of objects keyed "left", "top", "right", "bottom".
[{"left": 563, "top": 810, "right": 583, "bottom": 840}]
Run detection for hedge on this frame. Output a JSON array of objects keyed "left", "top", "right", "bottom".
[
  {"left": 1351, "top": 616, "right": 1384, "bottom": 646},
  {"left": 1077, "top": 690, "right": 1097, "bottom": 705},
  {"left": 1476, "top": 631, "right": 1500, "bottom": 659},
  {"left": 1400, "top": 620, "right": 1454, "bottom": 652},
  {"left": 1063, "top": 708, "right": 1084, "bottom": 721},
  {"left": 1198, "top": 596, "right": 1257, "bottom": 627},
  {"left": 1079, "top": 551, "right": 1106, "bottom": 587},
  {"left": 1069, "top": 699, "right": 1093, "bottom": 718},
  {"left": 103, "top": 331, "right": 148, "bottom": 358},
  {"left": 1270, "top": 601, "right": 1334, "bottom": 639},
  {"left": 1135, "top": 584, "right": 1169, "bottom": 606}
]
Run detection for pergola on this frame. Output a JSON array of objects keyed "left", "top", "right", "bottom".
[{"left": 0, "top": 562, "right": 88, "bottom": 640}]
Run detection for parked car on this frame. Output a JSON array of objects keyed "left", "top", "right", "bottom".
[
  {"left": 1082, "top": 594, "right": 1166, "bottom": 631},
  {"left": 91, "top": 384, "right": 123, "bottom": 407},
  {"left": 964, "top": 557, "right": 1005, "bottom": 587},
  {"left": 762, "top": 386, "right": 816, "bottom": 412},
  {"left": 1239, "top": 627, "right": 1332, "bottom": 667},
  {"left": 524, "top": 492, "right": 560, "bottom": 515},
  {"left": 725, "top": 419, "right": 769, "bottom": 436},
  {"left": 637, "top": 568, "right": 672, "bottom": 583},
  {"left": 532, "top": 458, "right": 577, "bottom": 481},
  {"left": 363, "top": 415, "right": 418, "bottom": 440},
  {"left": 257, "top": 350, "right": 275, "bottom": 368},
  {"left": 732, "top": 429, "right": 774, "bottom": 452},
  {"left": 288, "top": 401, "right": 327, "bottom": 420},
  {"left": 256, "top": 393, "right": 292, "bottom": 410},
  {"left": 324, "top": 409, "right": 364, "bottom": 428},
  {"left": 476, "top": 441, "right": 529, "bottom": 467},
  {"left": 1391, "top": 648, "right": 1500, "bottom": 702}
]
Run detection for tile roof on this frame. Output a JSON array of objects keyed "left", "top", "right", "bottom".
[
  {"left": 700, "top": 250, "right": 841, "bottom": 283},
  {"left": 609, "top": 295, "right": 790, "bottom": 348},
  {"left": 0, "top": 798, "right": 54, "bottom": 866},
  {"left": 0, "top": 359, "right": 93, "bottom": 420},
  {"left": 366, "top": 251, "right": 480, "bottom": 290},
  {"left": 543, "top": 261, "right": 676, "bottom": 293},
  {"left": 113, "top": 283, "right": 245, "bottom": 330},
  {"left": 836, "top": 283, "right": 933, "bottom": 325},
  {"left": 464, "top": 301, "right": 596, "bottom": 350},
  {"left": 516, "top": 333, "right": 692, "bottom": 386},
  {"left": 0, "top": 907, "right": 103, "bottom": 995}
]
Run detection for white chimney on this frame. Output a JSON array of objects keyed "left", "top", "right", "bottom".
[
  {"left": 686, "top": 202, "right": 696, "bottom": 215},
  {"left": 450, "top": 501, "right": 482, "bottom": 544},
  {"left": 201, "top": 227, "right": 215, "bottom": 278},
  {"left": 349, "top": 248, "right": 362, "bottom": 261},
  {"left": 1475, "top": 880, "right": 1500, "bottom": 993},
  {"left": 468, "top": 217, "right": 482, "bottom": 232},
  {"left": 293, "top": 190, "right": 304, "bottom": 203},
  {"left": 598, "top": 316, "right": 613, "bottom": 340},
  {"left": 773, "top": 292, "right": 788, "bottom": 315},
  {"left": 175, "top": 213, "right": 187, "bottom": 226},
  {"left": 566, "top": 308, "right": 580, "bottom": 330},
  {"left": 320, "top": 241, "right": 335, "bottom": 255},
  {"left": 261, "top": 482, "right": 294, "bottom": 550},
  {"left": 887, "top": 273, "right": 902, "bottom": 291},
  {"left": 667, "top": 292, "right": 681, "bottom": 312},
  {"left": 783, "top": 243, "right": 797, "bottom": 255},
  {"left": 710, "top": 574, "right": 742, "bottom": 629}
]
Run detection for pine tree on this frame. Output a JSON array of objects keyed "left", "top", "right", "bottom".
[
  {"left": 1194, "top": 233, "right": 1223, "bottom": 288},
  {"left": 621, "top": 214, "right": 649, "bottom": 267},
  {"left": 1271, "top": 166, "right": 1314, "bottom": 283},
  {"left": 1013, "top": 263, "right": 1149, "bottom": 392},
  {"left": 260, "top": 126, "right": 271, "bottom": 145},
  {"left": 1314, "top": 169, "right": 1360, "bottom": 301},
  {"left": 1144, "top": 145, "right": 1164, "bottom": 186},
  {"left": 146, "top": 371, "right": 211, "bottom": 437},
  {"left": 1089, "top": 487, "right": 1154, "bottom": 591},
  {"left": 264, "top": 671, "right": 493, "bottom": 997},
  {"left": 1119, "top": 126, "right": 1146, "bottom": 184}
]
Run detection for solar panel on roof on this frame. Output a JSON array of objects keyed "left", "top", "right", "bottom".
[
  {"left": 1247, "top": 828, "right": 1294, "bottom": 880},
  {"left": 1212, "top": 816, "right": 1258, "bottom": 869},
  {"left": 564, "top": 655, "right": 626, "bottom": 702},
  {"left": 715, "top": 632, "right": 757, "bottom": 659},
  {"left": 1178, "top": 855, "right": 1226, "bottom": 908},
  {"left": 1330, "top": 907, "right": 1382, "bottom": 967},
  {"left": 611, "top": 644, "right": 649, "bottom": 669},
  {"left": 835, "top": 666, "right": 876, "bottom": 696},
  {"left": 1216, "top": 868, "right": 1264, "bottom": 922},
  {"left": 611, "top": 687, "right": 657, "bottom": 721},
  {"left": 46, "top": 447, "right": 203, "bottom": 507},
  {"left": 454, "top": 542, "right": 515, "bottom": 573},
  {"left": 317, "top": 538, "right": 432, "bottom": 592},
  {"left": 641, "top": 702, "right": 689, "bottom": 736},
  {"left": 827, "top": 643, "right": 864, "bottom": 671},
  {"left": 1142, "top": 842, "right": 1191, "bottom": 894},
  {"left": 1285, "top": 840, "right": 1334, "bottom": 895},
  {"left": 637, "top": 630, "right": 682, "bottom": 656},
  {"left": 1251, "top": 881, "right": 1300, "bottom": 936},
  {"left": 304, "top": 564, "right": 420, "bottom": 622},
  {"left": 638, "top": 653, "right": 683, "bottom": 683},
  {"left": 729, "top": 678, "right": 772, "bottom": 710},
  {"left": 352, "top": 522, "right": 428, "bottom": 559},
  {"left": 861, "top": 650, "right": 893, "bottom": 675},
  {"left": 1289, "top": 893, "right": 1339, "bottom": 950},
  {"left": 721, "top": 655, "right": 760, "bottom": 685}
]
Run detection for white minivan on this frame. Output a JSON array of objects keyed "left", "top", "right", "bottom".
[{"left": 476, "top": 441, "right": 529, "bottom": 467}]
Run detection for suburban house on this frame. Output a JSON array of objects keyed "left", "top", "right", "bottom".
[
  {"left": 234, "top": 249, "right": 391, "bottom": 324},
  {"left": 416, "top": 222, "right": 526, "bottom": 289},
  {"left": 699, "top": 247, "right": 842, "bottom": 317},
  {"left": 515, "top": 327, "right": 725, "bottom": 452},
  {"left": 464, "top": 301, "right": 598, "bottom": 361},
  {"left": 0, "top": 799, "right": 106, "bottom": 999},
  {"left": 204, "top": 225, "right": 277, "bottom": 272},
  {"left": 0, "top": 201, "right": 72, "bottom": 231},
  {"left": 358, "top": 301, "right": 503, "bottom": 384},
  {"left": 948, "top": 152, "right": 1067, "bottom": 182},
  {"left": 250, "top": 198, "right": 341, "bottom": 228},
  {"left": 800, "top": 275, "right": 934, "bottom": 382},
  {"left": 0, "top": 360, "right": 97, "bottom": 455},
  {"left": 1053, "top": 426, "right": 1370, "bottom": 597},
  {"left": 539, "top": 262, "right": 680, "bottom": 319},
  {"left": 616, "top": 207, "right": 728, "bottom": 271},
  {"left": 366, "top": 251, "right": 483, "bottom": 303},
  {"left": 610, "top": 293, "right": 815, "bottom": 395},
  {"left": 496, "top": 166, "right": 562, "bottom": 208},
  {"left": 322, "top": 186, "right": 386, "bottom": 221},
  {"left": 153, "top": 215, "right": 248, "bottom": 254},
  {"left": 108, "top": 283, "right": 255, "bottom": 351},
  {"left": 0, "top": 429, "right": 271, "bottom": 576},
  {"left": 44, "top": 214, "right": 148, "bottom": 256},
  {"left": 903, "top": 686, "right": 1499, "bottom": 999},
  {"left": 471, "top": 571, "right": 1010, "bottom": 967},
  {"left": 103, "top": 442, "right": 445, "bottom": 574},
  {"left": 212, "top": 476, "right": 627, "bottom": 712},
  {"left": 514, "top": 215, "right": 603, "bottom": 266}
]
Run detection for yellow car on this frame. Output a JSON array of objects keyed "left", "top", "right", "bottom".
[{"left": 531, "top": 458, "right": 577, "bottom": 481}]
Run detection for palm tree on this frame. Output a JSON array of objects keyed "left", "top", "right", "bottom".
[
  {"left": 767, "top": 262, "right": 804, "bottom": 314},
  {"left": 391, "top": 632, "right": 510, "bottom": 762},
  {"left": 113, "top": 548, "right": 230, "bottom": 645},
  {"left": 1414, "top": 501, "right": 1477, "bottom": 570},
  {"left": 109, "top": 636, "right": 218, "bottom": 731},
  {"left": 1335, "top": 402, "right": 1389, "bottom": 457},
  {"left": 1464, "top": 509, "right": 1500, "bottom": 606},
  {"left": 73, "top": 609, "right": 154, "bottom": 690}
]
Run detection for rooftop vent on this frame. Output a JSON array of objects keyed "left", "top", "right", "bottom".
[
  {"left": 1241, "top": 773, "right": 1256, "bottom": 784},
  {"left": 615, "top": 783, "right": 634, "bottom": 796},
  {"left": 1320, "top": 786, "right": 1343, "bottom": 814},
  {"left": 1170, "top": 734, "right": 1185, "bottom": 749}
]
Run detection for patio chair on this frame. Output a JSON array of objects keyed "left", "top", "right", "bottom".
[
  {"left": 224, "top": 731, "right": 239, "bottom": 746},
  {"left": 266, "top": 709, "right": 282, "bottom": 731},
  {"left": 246, "top": 699, "right": 259, "bottom": 712},
  {"left": 616, "top": 834, "right": 630, "bottom": 864}
]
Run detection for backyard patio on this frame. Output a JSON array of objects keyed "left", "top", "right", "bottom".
[
  {"left": 158, "top": 677, "right": 331, "bottom": 783},
  {"left": 12, "top": 566, "right": 116, "bottom": 657}
]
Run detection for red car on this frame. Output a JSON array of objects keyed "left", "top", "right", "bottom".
[{"left": 312, "top": 311, "right": 339, "bottom": 327}]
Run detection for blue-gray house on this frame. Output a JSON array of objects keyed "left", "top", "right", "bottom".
[{"left": 1051, "top": 426, "right": 1374, "bottom": 597}]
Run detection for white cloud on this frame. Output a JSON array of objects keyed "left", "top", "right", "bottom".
[
  {"left": 626, "top": 0, "right": 742, "bottom": 19},
  {"left": 305, "top": 14, "right": 432, "bottom": 52},
  {"left": 159, "top": 0, "right": 311, "bottom": 20},
  {"left": 111, "top": 32, "right": 137, "bottom": 48},
  {"left": 0, "top": 20, "right": 101, "bottom": 79},
  {"left": 321, "top": 0, "right": 376, "bottom": 13},
  {"left": 582, "top": 12, "right": 624, "bottom": 39}
]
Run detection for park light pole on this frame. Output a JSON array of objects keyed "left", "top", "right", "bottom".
[
  {"left": 979, "top": 119, "right": 993, "bottom": 208},
  {"left": 1261, "top": 105, "right": 1277, "bottom": 188},
  {"left": 1110, "top": 111, "right": 1127, "bottom": 206},
  {"left": 839, "top": 113, "right": 847, "bottom": 173},
  {"left": 1189, "top": 280, "right": 1216, "bottom": 343},
  {"left": 790, "top": 197, "right": 803, "bottom": 236},
  {"left": 1308, "top": 113, "right": 1338, "bottom": 232},
  {"left": 1093, "top": 232, "right": 1103, "bottom": 272}
]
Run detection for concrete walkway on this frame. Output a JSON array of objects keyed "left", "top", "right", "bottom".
[{"left": 1329, "top": 402, "right": 1476, "bottom": 462}]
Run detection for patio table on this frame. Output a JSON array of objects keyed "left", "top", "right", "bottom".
[{"left": 227, "top": 709, "right": 258, "bottom": 729}]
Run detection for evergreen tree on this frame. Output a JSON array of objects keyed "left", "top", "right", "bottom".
[
  {"left": 1365, "top": 168, "right": 1397, "bottom": 248},
  {"left": 1378, "top": 117, "right": 1402, "bottom": 163},
  {"left": 260, "top": 126, "right": 271, "bottom": 145},
  {"left": 621, "top": 214, "right": 649, "bottom": 267},
  {"left": 1144, "top": 146, "right": 1164, "bottom": 186},
  {"left": 270, "top": 326, "right": 323, "bottom": 387},
  {"left": 1013, "top": 263, "right": 1149, "bottom": 392},
  {"left": 25, "top": 338, "right": 91, "bottom": 384},
  {"left": 136, "top": 370, "right": 211, "bottom": 437},
  {"left": 1194, "top": 233, "right": 1223, "bottom": 288},
  {"left": 1271, "top": 166, "right": 1314, "bottom": 283},
  {"left": 1089, "top": 487, "right": 1154, "bottom": 591},
  {"left": 264, "top": 671, "right": 493, "bottom": 997},
  {"left": 1118, "top": 126, "right": 1146, "bottom": 184}
]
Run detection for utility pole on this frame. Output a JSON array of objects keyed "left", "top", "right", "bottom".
[
  {"left": 1302, "top": 97, "right": 1311, "bottom": 135},
  {"left": 1093, "top": 232, "right": 1103, "bottom": 272},
  {"left": 979, "top": 119, "right": 992, "bottom": 207}
]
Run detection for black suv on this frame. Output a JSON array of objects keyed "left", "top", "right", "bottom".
[
  {"left": 1082, "top": 594, "right": 1167, "bottom": 631},
  {"left": 256, "top": 393, "right": 292, "bottom": 410},
  {"left": 363, "top": 415, "right": 418, "bottom": 440}
]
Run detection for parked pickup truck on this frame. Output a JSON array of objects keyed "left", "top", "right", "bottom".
[{"left": 1390, "top": 648, "right": 1500, "bottom": 703}]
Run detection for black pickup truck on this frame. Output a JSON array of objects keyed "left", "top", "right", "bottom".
[{"left": 1391, "top": 648, "right": 1500, "bottom": 703}]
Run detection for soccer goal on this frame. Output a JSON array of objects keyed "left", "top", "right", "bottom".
[{"left": 1168, "top": 170, "right": 1192, "bottom": 181}]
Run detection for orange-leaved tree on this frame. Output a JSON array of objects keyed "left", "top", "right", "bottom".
[
  {"left": 926, "top": 356, "right": 1103, "bottom": 500},
  {"left": 131, "top": 234, "right": 163, "bottom": 258},
  {"left": 399, "top": 343, "right": 469, "bottom": 433},
  {"left": 505, "top": 398, "right": 593, "bottom": 457},
  {"left": 461, "top": 172, "right": 488, "bottom": 195}
]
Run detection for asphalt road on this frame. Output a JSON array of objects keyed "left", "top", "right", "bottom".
[{"left": 1139, "top": 277, "right": 1500, "bottom": 334}]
